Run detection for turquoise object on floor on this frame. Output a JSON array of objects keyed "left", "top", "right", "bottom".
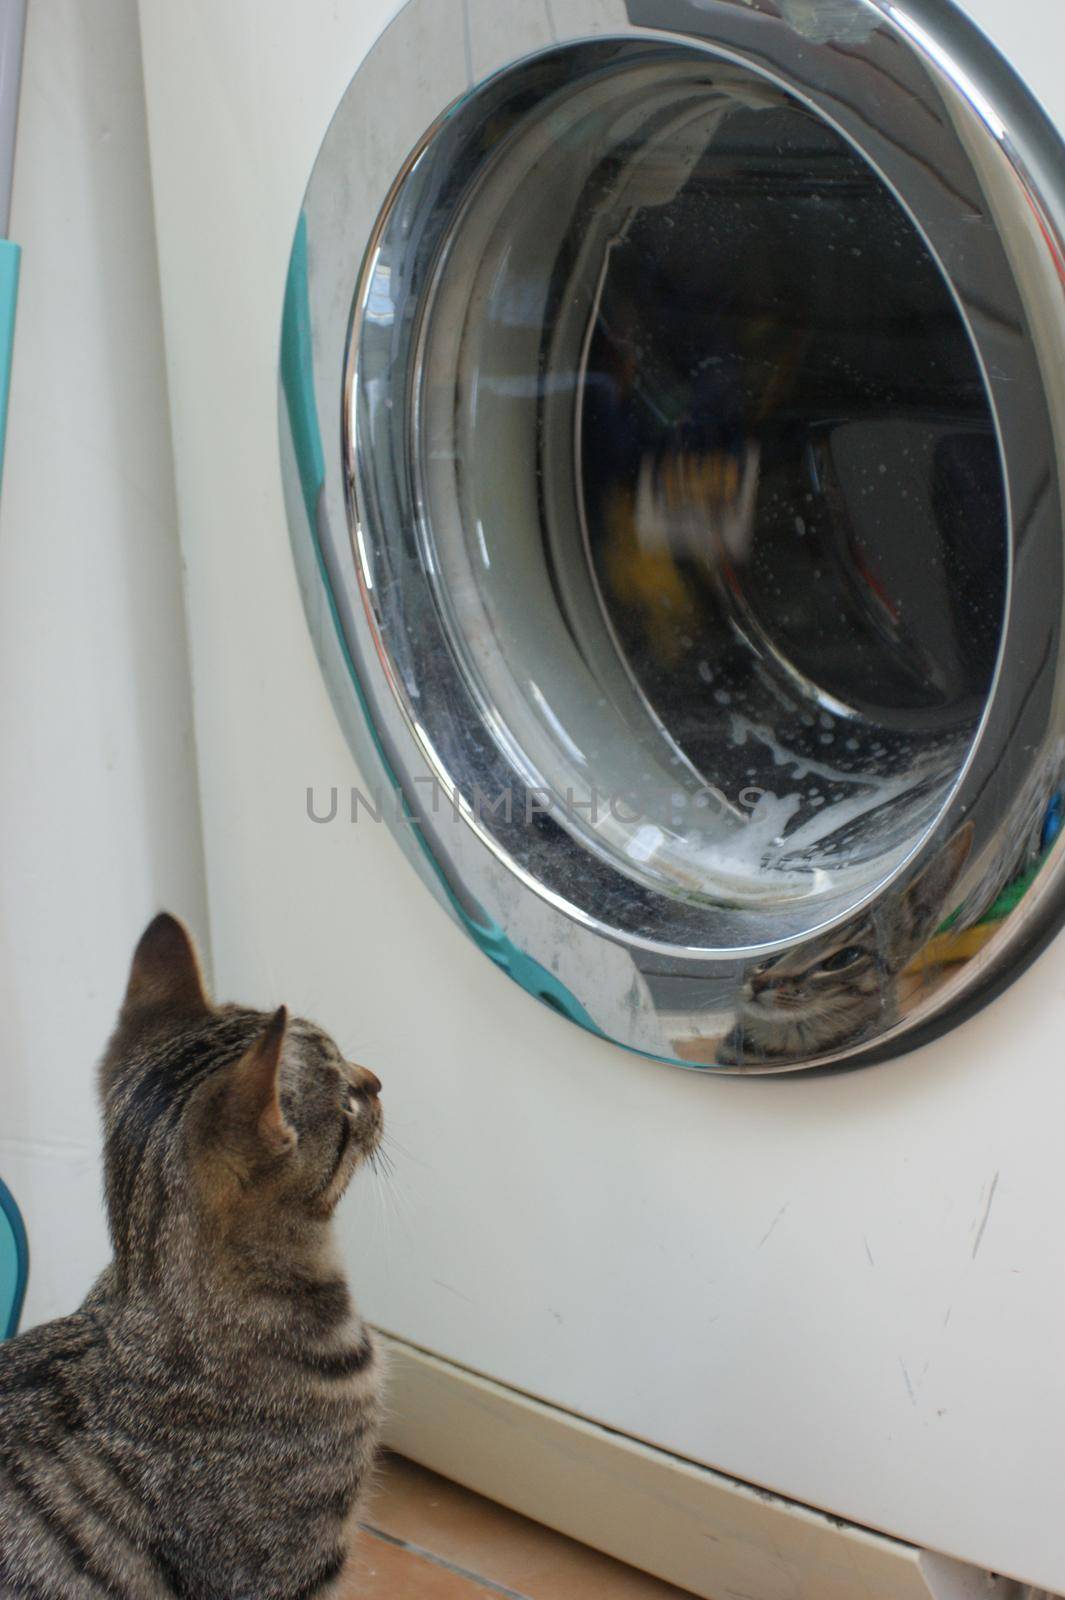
[{"left": 0, "top": 1175, "right": 28, "bottom": 1340}]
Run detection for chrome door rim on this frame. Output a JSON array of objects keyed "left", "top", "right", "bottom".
[{"left": 281, "top": 0, "right": 1065, "bottom": 1072}]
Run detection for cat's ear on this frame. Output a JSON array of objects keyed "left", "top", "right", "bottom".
[
  {"left": 223, "top": 1007, "right": 295, "bottom": 1157},
  {"left": 122, "top": 912, "right": 211, "bottom": 1020},
  {"left": 891, "top": 821, "right": 975, "bottom": 967}
]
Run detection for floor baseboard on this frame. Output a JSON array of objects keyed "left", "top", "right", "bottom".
[{"left": 378, "top": 1333, "right": 1028, "bottom": 1600}]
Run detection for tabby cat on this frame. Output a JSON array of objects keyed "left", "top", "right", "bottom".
[{"left": 0, "top": 914, "right": 383, "bottom": 1598}]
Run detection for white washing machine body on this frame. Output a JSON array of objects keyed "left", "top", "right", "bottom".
[{"left": 138, "top": 0, "right": 1065, "bottom": 1590}]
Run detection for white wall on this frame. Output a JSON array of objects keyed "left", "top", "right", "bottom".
[{"left": 0, "top": 0, "right": 208, "bottom": 1330}]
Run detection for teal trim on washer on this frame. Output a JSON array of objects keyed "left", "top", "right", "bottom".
[
  {"left": 280, "top": 221, "right": 601, "bottom": 1037},
  {"left": 0, "top": 1175, "right": 27, "bottom": 1341},
  {"left": 280, "top": 217, "right": 324, "bottom": 532},
  {"left": 0, "top": 239, "right": 19, "bottom": 491},
  {"left": 465, "top": 918, "right": 605, "bottom": 1033}
]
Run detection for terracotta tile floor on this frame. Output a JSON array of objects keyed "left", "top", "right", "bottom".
[{"left": 344, "top": 1453, "right": 701, "bottom": 1599}]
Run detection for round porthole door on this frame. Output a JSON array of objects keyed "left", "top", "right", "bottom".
[{"left": 281, "top": 0, "right": 1065, "bottom": 1072}]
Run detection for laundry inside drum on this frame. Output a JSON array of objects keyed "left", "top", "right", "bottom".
[{"left": 380, "top": 41, "right": 1008, "bottom": 913}]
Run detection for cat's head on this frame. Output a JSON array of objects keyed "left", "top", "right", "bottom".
[
  {"left": 99, "top": 914, "right": 383, "bottom": 1281},
  {"left": 718, "top": 918, "right": 886, "bottom": 1065},
  {"left": 718, "top": 822, "right": 974, "bottom": 1066}
]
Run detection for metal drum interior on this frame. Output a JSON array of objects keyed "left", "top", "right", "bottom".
[{"left": 360, "top": 41, "right": 1007, "bottom": 921}]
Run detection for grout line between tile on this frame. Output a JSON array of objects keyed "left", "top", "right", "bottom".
[{"left": 359, "top": 1522, "right": 535, "bottom": 1600}]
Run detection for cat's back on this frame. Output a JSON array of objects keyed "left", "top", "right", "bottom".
[
  {"left": 0, "top": 1302, "right": 106, "bottom": 1443},
  {"left": 0, "top": 1294, "right": 376, "bottom": 1600},
  {"left": 0, "top": 1301, "right": 171, "bottom": 1599}
]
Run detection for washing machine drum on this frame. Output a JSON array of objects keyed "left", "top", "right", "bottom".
[{"left": 281, "top": 0, "right": 1065, "bottom": 1071}]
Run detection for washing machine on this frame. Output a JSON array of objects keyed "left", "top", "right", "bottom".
[{"left": 138, "top": 0, "right": 1065, "bottom": 1593}]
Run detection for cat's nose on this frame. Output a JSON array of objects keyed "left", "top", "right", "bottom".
[{"left": 351, "top": 1065, "right": 382, "bottom": 1099}]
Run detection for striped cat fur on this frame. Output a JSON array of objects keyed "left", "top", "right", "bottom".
[{"left": 0, "top": 914, "right": 383, "bottom": 1597}]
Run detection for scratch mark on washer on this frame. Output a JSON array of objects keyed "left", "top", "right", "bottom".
[
  {"left": 972, "top": 1170, "right": 1000, "bottom": 1259},
  {"left": 433, "top": 1279, "right": 476, "bottom": 1305},
  {"left": 758, "top": 1203, "right": 789, "bottom": 1249},
  {"left": 543, "top": 0, "right": 558, "bottom": 41},
  {"left": 863, "top": 1234, "right": 875, "bottom": 1267},
  {"left": 899, "top": 1358, "right": 917, "bottom": 1406}
]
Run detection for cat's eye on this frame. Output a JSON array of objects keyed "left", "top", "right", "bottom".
[{"left": 821, "top": 947, "right": 867, "bottom": 975}]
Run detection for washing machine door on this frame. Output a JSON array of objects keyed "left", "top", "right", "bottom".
[{"left": 281, "top": 0, "right": 1065, "bottom": 1072}]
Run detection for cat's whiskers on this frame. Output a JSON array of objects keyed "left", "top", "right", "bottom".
[
  {"left": 378, "top": 1128, "right": 432, "bottom": 1171},
  {"left": 363, "top": 1137, "right": 416, "bottom": 1248}
]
